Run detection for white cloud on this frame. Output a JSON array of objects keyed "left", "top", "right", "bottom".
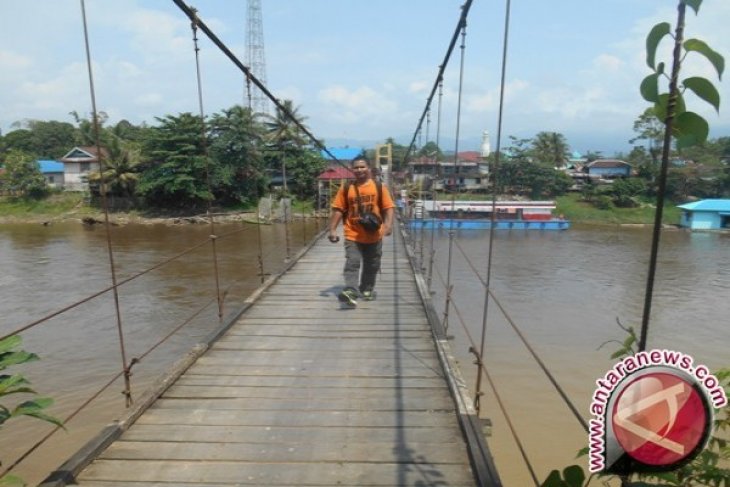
[
  {"left": 592, "top": 54, "right": 624, "bottom": 73},
  {"left": 468, "top": 79, "right": 529, "bottom": 113},
  {"left": 0, "top": 49, "right": 31, "bottom": 71},
  {"left": 408, "top": 80, "right": 430, "bottom": 94},
  {"left": 318, "top": 85, "right": 397, "bottom": 117}
]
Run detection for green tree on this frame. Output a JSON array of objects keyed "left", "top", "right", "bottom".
[
  {"left": 0, "top": 150, "right": 47, "bottom": 198},
  {"left": 416, "top": 141, "right": 443, "bottom": 160},
  {"left": 209, "top": 105, "right": 267, "bottom": 206},
  {"left": 1, "top": 130, "right": 36, "bottom": 158},
  {"left": 87, "top": 137, "right": 141, "bottom": 198},
  {"left": 629, "top": 107, "right": 664, "bottom": 165},
  {"left": 531, "top": 131, "right": 570, "bottom": 167},
  {"left": 137, "top": 113, "right": 211, "bottom": 208},
  {"left": 283, "top": 149, "right": 327, "bottom": 200},
  {"left": 26, "top": 120, "right": 76, "bottom": 159},
  {"left": 264, "top": 100, "right": 308, "bottom": 195}
]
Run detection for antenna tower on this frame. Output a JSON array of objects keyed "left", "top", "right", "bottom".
[{"left": 246, "top": 0, "right": 269, "bottom": 115}]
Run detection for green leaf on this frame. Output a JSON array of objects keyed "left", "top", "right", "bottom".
[
  {"left": 562, "top": 465, "right": 586, "bottom": 487},
  {"left": 622, "top": 333, "right": 636, "bottom": 349},
  {"left": 640, "top": 73, "right": 660, "bottom": 103},
  {"left": 0, "top": 336, "right": 21, "bottom": 354},
  {"left": 682, "top": 0, "right": 703, "bottom": 14},
  {"left": 0, "top": 351, "right": 39, "bottom": 369},
  {"left": 541, "top": 469, "right": 567, "bottom": 487},
  {"left": 0, "top": 474, "right": 27, "bottom": 487},
  {"left": 683, "top": 76, "right": 721, "bottom": 113},
  {"left": 646, "top": 23, "right": 671, "bottom": 70},
  {"left": 11, "top": 398, "right": 64, "bottom": 427},
  {"left": 674, "top": 111, "right": 709, "bottom": 149},
  {"left": 684, "top": 38, "right": 725, "bottom": 80}
]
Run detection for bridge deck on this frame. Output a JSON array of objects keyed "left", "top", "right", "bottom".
[{"left": 54, "top": 229, "right": 493, "bottom": 486}]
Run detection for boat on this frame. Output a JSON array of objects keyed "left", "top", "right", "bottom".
[{"left": 406, "top": 199, "right": 570, "bottom": 230}]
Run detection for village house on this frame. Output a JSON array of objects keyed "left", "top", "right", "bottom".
[
  {"left": 59, "top": 146, "right": 108, "bottom": 191},
  {"left": 677, "top": 199, "right": 730, "bottom": 230}
]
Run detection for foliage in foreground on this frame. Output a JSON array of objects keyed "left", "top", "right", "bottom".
[{"left": 0, "top": 336, "right": 63, "bottom": 487}]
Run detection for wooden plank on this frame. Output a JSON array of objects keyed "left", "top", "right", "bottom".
[
  {"left": 152, "top": 395, "right": 457, "bottom": 411},
  {"left": 79, "top": 459, "right": 475, "bottom": 485},
  {"left": 134, "top": 409, "right": 463, "bottom": 428},
  {"left": 122, "top": 424, "right": 466, "bottom": 444},
  {"left": 99, "top": 440, "right": 469, "bottom": 464}
]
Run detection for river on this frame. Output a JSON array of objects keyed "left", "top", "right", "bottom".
[{"left": 0, "top": 221, "right": 728, "bottom": 486}]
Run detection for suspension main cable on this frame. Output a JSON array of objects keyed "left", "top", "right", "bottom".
[
  {"left": 403, "top": 0, "right": 474, "bottom": 166},
  {"left": 171, "top": 0, "right": 349, "bottom": 172}
]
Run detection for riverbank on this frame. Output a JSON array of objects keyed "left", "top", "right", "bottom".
[
  {"left": 0, "top": 193, "right": 323, "bottom": 226},
  {"left": 1, "top": 192, "right": 680, "bottom": 226}
]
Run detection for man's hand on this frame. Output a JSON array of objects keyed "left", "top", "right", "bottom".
[
  {"left": 328, "top": 234, "right": 340, "bottom": 243},
  {"left": 382, "top": 225, "right": 392, "bottom": 237}
]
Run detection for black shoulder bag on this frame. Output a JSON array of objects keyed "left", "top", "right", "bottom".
[{"left": 344, "top": 180, "right": 383, "bottom": 233}]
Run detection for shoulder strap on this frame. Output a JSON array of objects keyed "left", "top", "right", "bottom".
[{"left": 342, "top": 181, "right": 351, "bottom": 214}]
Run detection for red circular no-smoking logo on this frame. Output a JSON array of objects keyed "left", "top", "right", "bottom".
[{"left": 611, "top": 371, "right": 710, "bottom": 467}]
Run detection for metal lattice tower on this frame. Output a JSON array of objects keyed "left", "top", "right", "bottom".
[{"left": 246, "top": 0, "right": 269, "bottom": 115}]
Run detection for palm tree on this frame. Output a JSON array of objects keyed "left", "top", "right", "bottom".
[
  {"left": 264, "top": 100, "right": 308, "bottom": 194},
  {"left": 87, "top": 137, "right": 141, "bottom": 198},
  {"left": 532, "top": 131, "right": 570, "bottom": 168}
]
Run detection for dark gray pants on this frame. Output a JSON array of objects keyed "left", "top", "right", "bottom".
[{"left": 343, "top": 239, "right": 382, "bottom": 293}]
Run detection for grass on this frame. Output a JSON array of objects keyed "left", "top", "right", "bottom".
[
  {"left": 556, "top": 193, "right": 681, "bottom": 225},
  {"left": 1, "top": 191, "right": 681, "bottom": 226},
  {"left": 0, "top": 192, "right": 92, "bottom": 219}
]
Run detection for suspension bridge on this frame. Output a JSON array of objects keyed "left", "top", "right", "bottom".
[{"left": 4, "top": 0, "right": 679, "bottom": 485}]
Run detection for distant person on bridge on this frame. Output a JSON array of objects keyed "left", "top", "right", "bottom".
[{"left": 328, "top": 158, "right": 395, "bottom": 307}]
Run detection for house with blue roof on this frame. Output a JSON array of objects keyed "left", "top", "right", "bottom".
[
  {"left": 677, "top": 199, "right": 730, "bottom": 230},
  {"left": 38, "top": 160, "right": 65, "bottom": 188}
]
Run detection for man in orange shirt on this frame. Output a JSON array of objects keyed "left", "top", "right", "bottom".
[{"left": 328, "top": 158, "right": 395, "bottom": 307}]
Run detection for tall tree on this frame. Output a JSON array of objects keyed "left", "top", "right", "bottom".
[
  {"left": 531, "top": 131, "right": 570, "bottom": 167},
  {"left": 87, "top": 137, "right": 141, "bottom": 197},
  {"left": 629, "top": 107, "right": 664, "bottom": 165},
  {"left": 137, "top": 113, "right": 211, "bottom": 208},
  {"left": 416, "top": 141, "right": 443, "bottom": 160},
  {"left": 264, "top": 100, "right": 308, "bottom": 194},
  {"left": 209, "top": 105, "right": 267, "bottom": 205},
  {"left": 0, "top": 149, "right": 47, "bottom": 198}
]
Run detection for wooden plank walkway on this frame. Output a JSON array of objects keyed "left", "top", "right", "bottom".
[{"left": 44, "top": 228, "right": 500, "bottom": 486}]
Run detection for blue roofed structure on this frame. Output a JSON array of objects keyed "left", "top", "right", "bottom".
[
  {"left": 37, "top": 160, "right": 65, "bottom": 188},
  {"left": 38, "top": 160, "right": 64, "bottom": 173},
  {"left": 677, "top": 199, "right": 730, "bottom": 230},
  {"left": 320, "top": 147, "right": 364, "bottom": 162}
]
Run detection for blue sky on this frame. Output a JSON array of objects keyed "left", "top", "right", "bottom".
[{"left": 1, "top": 0, "right": 727, "bottom": 156}]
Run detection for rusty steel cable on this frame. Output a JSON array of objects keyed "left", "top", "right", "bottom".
[
  {"left": 1, "top": 295, "right": 219, "bottom": 478},
  {"left": 451, "top": 238, "right": 589, "bottom": 433},
  {"left": 79, "top": 0, "right": 134, "bottom": 407},
  {"left": 403, "top": 0, "right": 474, "bottom": 166},
  {"left": 442, "top": 24, "right": 468, "bottom": 334},
  {"left": 189, "top": 11, "right": 224, "bottom": 323},
  {"left": 474, "top": 0, "right": 512, "bottom": 424},
  {"left": 244, "top": 74, "right": 267, "bottom": 284},
  {"left": 1, "top": 237, "right": 213, "bottom": 342},
  {"left": 171, "top": 0, "right": 352, "bottom": 174},
  {"left": 430, "top": 263, "right": 539, "bottom": 485}
]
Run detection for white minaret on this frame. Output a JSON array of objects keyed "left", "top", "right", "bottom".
[{"left": 480, "top": 130, "right": 491, "bottom": 158}]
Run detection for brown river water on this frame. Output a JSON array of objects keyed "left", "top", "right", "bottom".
[{"left": 0, "top": 220, "right": 728, "bottom": 486}]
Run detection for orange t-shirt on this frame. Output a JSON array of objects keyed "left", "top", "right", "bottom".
[{"left": 332, "top": 179, "right": 395, "bottom": 243}]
